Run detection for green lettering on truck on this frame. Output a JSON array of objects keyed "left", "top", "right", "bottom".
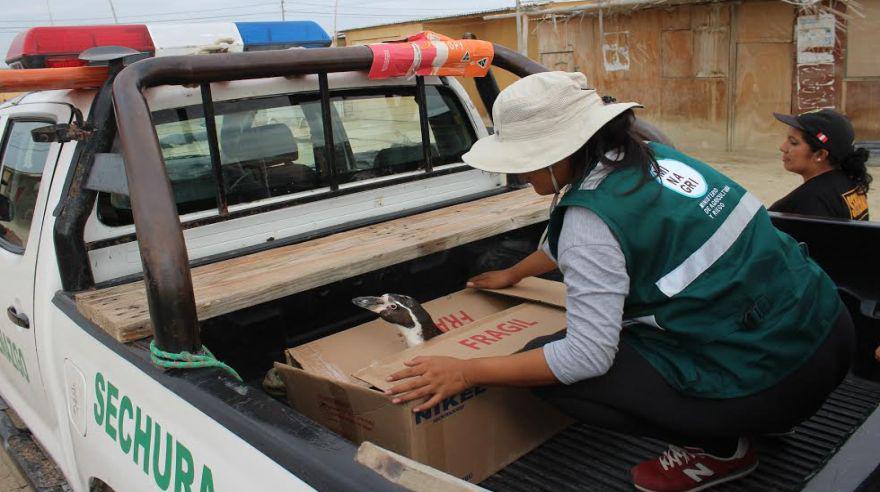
[
  {"left": 134, "top": 407, "right": 152, "bottom": 474},
  {"left": 0, "top": 328, "right": 29, "bottom": 382},
  {"left": 119, "top": 395, "right": 133, "bottom": 453},
  {"left": 153, "top": 422, "right": 173, "bottom": 490},
  {"left": 104, "top": 381, "right": 118, "bottom": 440},
  {"left": 174, "top": 441, "right": 194, "bottom": 492},
  {"left": 200, "top": 466, "right": 214, "bottom": 492},
  {"left": 94, "top": 372, "right": 106, "bottom": 425},
  {"left": 92, "top": 372, "right": 217, "bottom": 490}
]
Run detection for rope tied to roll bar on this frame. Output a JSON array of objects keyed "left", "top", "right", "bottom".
[{"left": 149, "top": 340, "right": 243, "bottom": 381}]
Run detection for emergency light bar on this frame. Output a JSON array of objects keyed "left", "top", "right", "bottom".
[
  {"left": 236, "top": 21, "right": 331, "bottom": 51},
  {"left": 4, "top": 21, "right": 331, "bottom": 69},
  {"left": 6, "top": 25, "right": 154, "bottom": 69}
]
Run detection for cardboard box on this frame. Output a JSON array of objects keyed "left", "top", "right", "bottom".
[{"left": 274, "top": 277, "right": 574, "bottom": 483}]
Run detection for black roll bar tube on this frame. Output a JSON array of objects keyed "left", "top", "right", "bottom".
[
  {"left": 415, "top": 76, "right": 433, "bottom": 173},
  {"left": 200, "top": 83, "right": 228, "bottom": 215},
  {"left": 54, "top": 62, "right": 126, "bottom": 292},
  {"left": 111, "top": 44, "right": 543, "bottom": 356},
  {"left": 463, "top": 33, "right": 508, "bottom": 118},
  {"left": 317, "top": 72, "right": 340, "bottom": 191}
]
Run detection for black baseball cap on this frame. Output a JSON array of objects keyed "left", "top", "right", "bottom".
[{"left": 773, "top": 109, "right": 855, "bottom": 162}]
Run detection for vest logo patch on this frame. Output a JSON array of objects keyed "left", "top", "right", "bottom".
[
  {"left": 652, "top": 159, "right": 708, "bottom": 198},
  {"left": 841, "top": 188, "right": 868, "bottom": 220}
]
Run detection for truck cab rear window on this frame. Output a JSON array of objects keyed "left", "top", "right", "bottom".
[{"left": 97, "top": 85, "right": 476, "bottom": 227}]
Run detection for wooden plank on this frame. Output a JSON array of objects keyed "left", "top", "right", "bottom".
[
  {"left": 355, "top": 442, "right": 487, "bottom": 492},
  {"left": 75, "top": 189, "right": 552, "bottom": 343},
  {"left": 846, "top": 0, "right": 880, "bottom": 78},
  {"left": 733, "top": 42, "right": 793, "bottom": 150},
  {"left": 661, "top": 5, "right": 692, "bottom": 31},
  {"left": 693, "top": 4, "right": 730, "bottom": 78},
  {"left": 660, "top": 78, "right": 728, "bottom": 149},
  {"left": 661, "top": 30, "right": 694, "bottom": 78},
  {"left": 736, "top": 1, "right": 794, "bottom": 43},
  {"left": 691, "top": 3, "right": 731, "bottom": 31},
  {"left": 845, "top": 80, "right": 880, "bottom": 140}
]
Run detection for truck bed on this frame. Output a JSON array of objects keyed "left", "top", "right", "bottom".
[
  {"left": 482, "top": 376, "right": 880, "bottom": 491},
  {"left": 74, "top": 188, "right": 552, "bottom": 343}
]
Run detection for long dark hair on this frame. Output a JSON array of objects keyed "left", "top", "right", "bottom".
[
  {"left": 570, "top": 109, "right": 660, "bottom": 191},
  {"left": 801, "top": 129, "right": 872, "bottom": 193}
]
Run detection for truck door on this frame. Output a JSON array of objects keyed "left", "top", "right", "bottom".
[{"left": 0, "top": 104, "right": 70, "bottom": 425}]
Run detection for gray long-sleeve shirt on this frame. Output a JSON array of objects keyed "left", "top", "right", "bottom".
[{"left": 540, "top": 164, "right": 630, "bottom": 384}]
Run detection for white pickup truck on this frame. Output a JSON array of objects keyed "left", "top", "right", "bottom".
[{"left": 0, "top": 20, "right": 879, "bottom": 492}]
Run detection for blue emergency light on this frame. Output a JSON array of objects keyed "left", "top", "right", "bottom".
[
  {"left": 235, "top": 21, "right": 332, "bottom": 51},
  {"left": 6, "top": 21, "right": 332, "bottom": 68}
]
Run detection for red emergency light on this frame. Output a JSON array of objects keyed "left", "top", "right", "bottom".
[{"left": 5, "top": 25, "right": 154, "bottom": 69}]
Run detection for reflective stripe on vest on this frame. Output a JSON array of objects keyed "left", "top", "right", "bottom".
[{"left": 655, "top": 192, "right": 763, "bottom": 297}]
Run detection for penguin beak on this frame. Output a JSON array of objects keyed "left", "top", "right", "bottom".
[{"left": 352, "top": 296, "right": 385, "bottom": 313}]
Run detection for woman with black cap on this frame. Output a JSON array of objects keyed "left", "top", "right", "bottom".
[
  {"left": 771, "top": 109, "right": 871, "bottom": 220},
  {"left": 384, "top": 72, "right": 854, "bottom": 492}
]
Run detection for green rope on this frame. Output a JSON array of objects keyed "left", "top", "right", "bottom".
[{"left": 150, "top": 341, "right": 243, "bottom": 382}]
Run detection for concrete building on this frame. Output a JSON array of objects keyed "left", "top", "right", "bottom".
[{"left": 340, "top": 0, "right": 879, "bottom": 152}]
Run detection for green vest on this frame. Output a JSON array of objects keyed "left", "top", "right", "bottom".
[{"left": 547, "top": 142, "right": 841, "bottom": 398}]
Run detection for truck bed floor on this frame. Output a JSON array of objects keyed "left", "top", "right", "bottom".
[{"left": 481, "top": 377, "right": 880, "bottom": 492}]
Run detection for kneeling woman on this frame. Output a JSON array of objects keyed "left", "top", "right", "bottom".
[{"left": 385, "top": 72, "right": 853, "bottom": 492}]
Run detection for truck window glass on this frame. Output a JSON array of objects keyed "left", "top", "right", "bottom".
[
  {"left": 97, "top": 85, "right": 476, "bottom": 227},
  {"left": 98, "top": 95, "right": 324, "bottom": 226},
  {"left": 0, "top": 120, "right": 52, "bottom": 251},
  {"left": 332, "top": 86, "right": 475, "bottom": 184}
]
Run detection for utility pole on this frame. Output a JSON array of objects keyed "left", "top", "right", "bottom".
[
  {"left": 108, "top": 0, "right": 119, "bottom": 24},
  {"left": 515, "top": 0, "right": 523, "bottom": 55},
  {"left": 45, "top": 0, "right": 55, "bottom": 25},
  {"left": 281, "top": 0, "right": 286, "bottom": 21},
  {"left": 332, "top": 0, "right": 340, "bottom": 46}
]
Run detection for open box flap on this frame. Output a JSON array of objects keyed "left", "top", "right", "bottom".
[
  {"left": 482, "top": 277, "right": 567, "bottom": 309},
  {"left": 288, "top": 289, "right": 520, "bottom": 384},
  {"left": 353, "top": 302, "right": 567, "bottom": 391}
]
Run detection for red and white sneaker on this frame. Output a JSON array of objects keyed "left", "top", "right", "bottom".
[{"left": 631, "top": 438, "right": 758, "bottom": 492}]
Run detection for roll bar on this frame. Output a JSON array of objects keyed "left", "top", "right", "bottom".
[{"left": 111, "top": 43, "right": 544, "bottom": 355}]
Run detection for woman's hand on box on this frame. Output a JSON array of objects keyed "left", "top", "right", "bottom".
[
  {"left": 466, "top": 269, "right": 520, "bottom": 289},
  {"left": 386, "top": 356, "right": 473, "bottom": 412}
]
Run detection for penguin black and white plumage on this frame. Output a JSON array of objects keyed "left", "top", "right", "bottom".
[{"left": 352, "top": 294, "right": 443, "bottom": 347}]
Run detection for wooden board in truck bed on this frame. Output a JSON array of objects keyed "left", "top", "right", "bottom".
[{"left": 75, "top": 188, "right": 552, "bottom": 343}]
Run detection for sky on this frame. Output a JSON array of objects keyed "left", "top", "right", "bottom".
[{"left": 0, "top": 0, "right": 518, "bottom": 67}]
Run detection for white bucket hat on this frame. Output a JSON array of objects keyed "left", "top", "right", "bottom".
[{"left": 462, "top": 71, "right": 642, "bottom": 174}]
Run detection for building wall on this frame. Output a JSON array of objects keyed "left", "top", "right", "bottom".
[
  {"left": 536, "top": 3, "right": 739, "bottom": 149},
  {"left": 340, "top": 0, "right": 879, "bottom": 147},
  {"left": 342, "top": 22, "right": 425, "bottom": 46},
  {"left": 734, "top": 1, "right": 795, "bottom": 151},
  {"left": 844, "top": 0, "right": 880, "bottom": 140}
]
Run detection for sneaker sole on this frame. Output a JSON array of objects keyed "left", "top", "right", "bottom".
[{"left": 633, "top": 459, "right": 760, "bottom": 492}]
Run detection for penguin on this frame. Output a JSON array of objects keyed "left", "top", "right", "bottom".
[{"left": 352, "top": 294, "right": 444, "bottom": 347}]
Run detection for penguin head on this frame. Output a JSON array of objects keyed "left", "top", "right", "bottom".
[{"left": 352, "top": 293, "right": 422, "bottom": 329}]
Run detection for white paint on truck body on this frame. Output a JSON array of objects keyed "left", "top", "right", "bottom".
[{"left": 0, "top": 66, "right": 494, "bottom": 490}]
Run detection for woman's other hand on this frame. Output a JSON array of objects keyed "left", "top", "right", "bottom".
[
  {"left": 466, "top": 269, "right": 521, "bottom": 289},
  {"left": 386, "top": 356, "right": 472, "bottom": 412},
  {"left": 467, "top": 250, "right": 557, "bottom": 289}
]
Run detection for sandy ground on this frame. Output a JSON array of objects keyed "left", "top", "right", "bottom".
[
  {"left": 682, "top": 147, "right": 880, "bottom": 216},
  {"left": 0, "top": 448, "right": 33, "bottom": 492}
]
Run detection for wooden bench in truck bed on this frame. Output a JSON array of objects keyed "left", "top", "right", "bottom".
[{"left": 75, "top": 188, "right": 553, "bottom": 343}]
